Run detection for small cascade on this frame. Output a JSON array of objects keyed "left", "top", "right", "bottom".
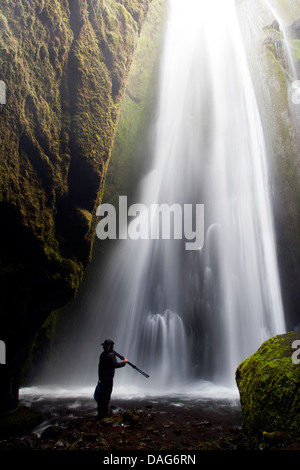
[{"left": 137, "top": 310, "right": 189, "bottom": 389}]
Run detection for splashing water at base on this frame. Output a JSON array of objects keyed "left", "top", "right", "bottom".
[
  {"left": 19, "top": 381, "right": 241, "bottom": 436},
  {"left": 35, "top": 0, "right": 287, "bottom": 396}
]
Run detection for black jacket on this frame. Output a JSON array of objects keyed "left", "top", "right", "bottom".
[{"left": 98, "top": 350, "right": 126, "bottom": 381}]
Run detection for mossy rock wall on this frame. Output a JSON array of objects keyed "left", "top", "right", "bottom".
[
  {"left": 263, "top": 21, "right": 300, "bottom": 331},
  {"left": 236, "top": 2, "right": 300, "bottom": 331},
  {"left": 0, "top": 0, "right": 152, "bottom": 412},
  {"left": 236, "top": 331, "right": 300, "bottom": 441},
  {"left": 21, "top": 0, "right": 168, "bottom": 386}
]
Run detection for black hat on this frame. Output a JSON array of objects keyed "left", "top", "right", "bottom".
[{"left": 102, "top": 339, "right": 114, "bottom": 350}]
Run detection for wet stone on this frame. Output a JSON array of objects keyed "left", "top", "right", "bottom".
[
  {"left": 40, "top": 425, "right": 64, "bottom": 440},
  {"left": 1, "top": 401, "right": 298, "bottom": 451}
]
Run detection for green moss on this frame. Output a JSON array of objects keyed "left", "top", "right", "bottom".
[
  {"left": 236, "top": 331, "right": 300, "bottom": 440},
  {"left": 197, "top": 441, "right": 222, "bottom": 450}
]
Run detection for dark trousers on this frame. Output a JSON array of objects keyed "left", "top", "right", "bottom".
[{"left": 97, "top": 377, "right": 113, "bottom": 417}]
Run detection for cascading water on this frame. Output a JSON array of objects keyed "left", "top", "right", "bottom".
[
  {"left": 36, "top": 0, "right": 288, "bottom": 396},
  {"left": 139, "top": 310, "right": 189, "bottom": 388}
]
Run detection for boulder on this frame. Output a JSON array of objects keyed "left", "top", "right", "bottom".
[{"left": 236, "top": 331, "right": 300, "bottom": 440}]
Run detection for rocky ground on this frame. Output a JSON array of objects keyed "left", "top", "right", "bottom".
[{"left": 0, "top": 399, "right": 299, "bottom": 453}]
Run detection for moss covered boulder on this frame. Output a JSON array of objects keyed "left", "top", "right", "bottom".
[{"left": 236, "top": 331, "right": 300, "bottom": 441}]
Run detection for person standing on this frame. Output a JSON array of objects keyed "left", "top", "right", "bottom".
[{"left": 96, "top": 339, "right": 128, "bottom": 418}]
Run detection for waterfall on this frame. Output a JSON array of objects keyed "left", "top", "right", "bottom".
[{"left": 46, "top": 0, "right": 288, "bottom": 394}]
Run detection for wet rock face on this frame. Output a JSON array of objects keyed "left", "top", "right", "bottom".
[
  {"left": 236, "top": 331, "right": 300, "bottom": 442},
  {"left": 0, "top": 0, "right": 151, "bottom": 412}
]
